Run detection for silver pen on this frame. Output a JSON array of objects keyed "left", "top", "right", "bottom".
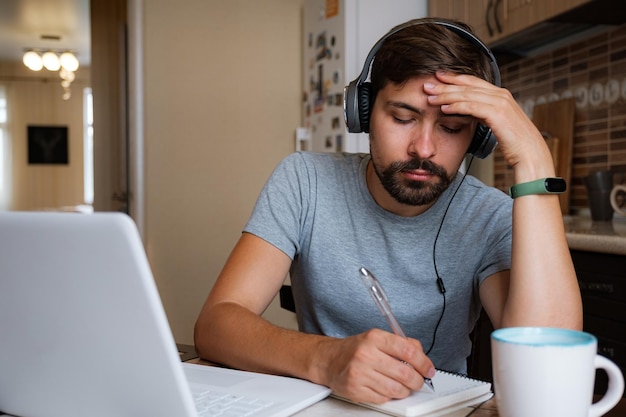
[{"left": 359, "top": 267, "right": 435, "bottom": 392}]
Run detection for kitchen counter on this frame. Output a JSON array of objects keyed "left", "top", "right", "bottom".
[{"left": 564, "top": 214, "right": 626, "bottom": 255}]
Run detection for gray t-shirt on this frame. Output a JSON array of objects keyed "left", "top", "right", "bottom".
[{"left": 244, "top": 152, "right": 512, "bottom": 372}]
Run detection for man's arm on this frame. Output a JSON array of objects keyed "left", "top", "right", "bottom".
[
  {"left": 479, "top": 190, "right": 582, "bottom": 330},
  {"left": 194, "top": 232, "right": 310, "bottom": 374},
  {"left": 427, "top": 72, "right": 582, "bottom": 330},
  {"left": 194, "top": 232, "right": 435, "bottom": 404}
]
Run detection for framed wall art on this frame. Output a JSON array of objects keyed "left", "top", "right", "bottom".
[{"left": 27, "top": 125, "right": 69, "bottom": 165}]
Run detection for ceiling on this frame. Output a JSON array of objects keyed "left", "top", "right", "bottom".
[{"left": 0, "top": 0, "right": 91, "bottom": 67}]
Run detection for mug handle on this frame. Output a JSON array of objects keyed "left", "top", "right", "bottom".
[
  {"left": 589, "top": 355, "right": 625, "bottom": 417},
  {"left": 610, "top": 185, "right": 626, "bottom": 216}
]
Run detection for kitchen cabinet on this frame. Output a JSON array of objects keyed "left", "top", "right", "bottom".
[
  {"left": 572, "top": 249, "right": 626, "bottom": 397},
  {"left": 468, "top": 249, "right": 626, "bottom": 398},
  {"left": 429, "top": 0, "right": 593, "bottom": 44},
  {"left": 428, "top": 0, "right": 468, "bottom": 21}
]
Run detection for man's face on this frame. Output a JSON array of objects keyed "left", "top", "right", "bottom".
[{"left": 368, "top": 75, "right": 476, "bottom": 209}]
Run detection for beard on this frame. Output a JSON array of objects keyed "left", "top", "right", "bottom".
[{"left": 372, "top": 157, "right": 453, "bottom": 206}]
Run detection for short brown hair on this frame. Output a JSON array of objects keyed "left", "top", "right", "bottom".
[{"left": 370, "top": 18, "right": 495, "bottom": 99}]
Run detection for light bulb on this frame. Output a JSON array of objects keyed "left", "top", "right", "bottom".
[
  {"left": 42, "top": 51, "right": 61, "bottom": 71},
  {"left": 60, "top": 52, "right": 79, "bottom": 72},
  {"left": 23, "top": 51, "right": 43, "bottom": 71},
  {"left": 59, "top": 68, "right": 75, "bottom": 82}
]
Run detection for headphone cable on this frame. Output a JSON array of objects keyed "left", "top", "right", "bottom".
[{"left": 425, "top": 155, "right": 475, "bottom": 355}]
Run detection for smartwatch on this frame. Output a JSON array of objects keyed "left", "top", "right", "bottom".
[{"left": 509, "top": 177, "right": 566, "bottom": 198}]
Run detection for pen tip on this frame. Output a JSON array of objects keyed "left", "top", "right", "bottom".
[{"left": 425, "top": 378, "right": 435, "bottom": 392}]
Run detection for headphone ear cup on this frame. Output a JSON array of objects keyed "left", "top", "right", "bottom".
[
  {"left": 344, "top": 80, "right": 361, "bottom": 133},
  {"left": 358, "top": 82, "right": 372, "bottom": 133},
  {"left": 468, "top": 124, "right": 498, "bottom": 159}
]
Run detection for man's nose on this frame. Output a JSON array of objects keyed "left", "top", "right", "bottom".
[{"left": 407, "top": 126, "right": 436, "bottom": 159}]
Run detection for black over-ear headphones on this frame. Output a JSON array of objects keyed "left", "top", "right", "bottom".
[{"left": 343, "top": 19, "right": 502, "bottom": 159}]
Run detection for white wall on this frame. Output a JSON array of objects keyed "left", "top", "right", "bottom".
[{"left": 142, "top": 0, "right": 302, "bottom": 344}]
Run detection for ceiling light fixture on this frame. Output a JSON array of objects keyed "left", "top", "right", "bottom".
[{"left": 22, "top": 49, "right": 80, "bottom": 100}]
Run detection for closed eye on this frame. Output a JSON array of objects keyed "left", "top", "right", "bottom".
[
  {"left": 441, "top": 125, "right": 463, "bottom": 134},
  {"left": 439, "top": 116, "right": 473, "bottom": 135},
  {"left": 393, "top": 115, "right": 413, "bottom": 125}
]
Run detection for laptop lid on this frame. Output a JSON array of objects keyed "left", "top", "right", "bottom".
[{"left": 0, "top": 212, "right": 330, "bottom": 417}]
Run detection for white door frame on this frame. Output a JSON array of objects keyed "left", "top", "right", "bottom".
[{"left": 127, "top": 0, "right": 145, "bottom": 239}]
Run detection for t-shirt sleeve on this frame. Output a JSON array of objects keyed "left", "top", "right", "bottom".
[{"left": 243, "top": 152, "right": 312, "bottom": 260}]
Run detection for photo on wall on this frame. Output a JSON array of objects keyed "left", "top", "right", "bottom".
[{"left": 27, "top": 125, "right": 69, "bottom": 165}]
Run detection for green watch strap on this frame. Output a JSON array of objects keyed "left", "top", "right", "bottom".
[{"left": 509, "top": 177, "right": 566, "bottom": 198}]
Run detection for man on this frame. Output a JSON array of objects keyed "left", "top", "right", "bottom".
[{"left": 194, "top": 18, "right": 582, "bottom": 404}]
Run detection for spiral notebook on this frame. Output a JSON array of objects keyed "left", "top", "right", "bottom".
[{"left": 333, "top": 369, "right": 493, "bottom": 417}]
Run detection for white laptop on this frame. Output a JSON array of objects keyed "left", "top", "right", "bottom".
[{"left": 0, "top": 211, "right": 330, "bottom": 417}]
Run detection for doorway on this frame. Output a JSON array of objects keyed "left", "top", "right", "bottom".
[{"left": 0, "top": 0, "right": 131, "bottom": 215}]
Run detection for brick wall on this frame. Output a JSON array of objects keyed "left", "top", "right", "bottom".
[{"left": 494, "top": 24, "right": 626, "bottom": 214}]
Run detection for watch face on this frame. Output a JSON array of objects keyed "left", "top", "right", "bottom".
[{"left": 546, "top": 178, "right": 567, "bottom": 192}]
